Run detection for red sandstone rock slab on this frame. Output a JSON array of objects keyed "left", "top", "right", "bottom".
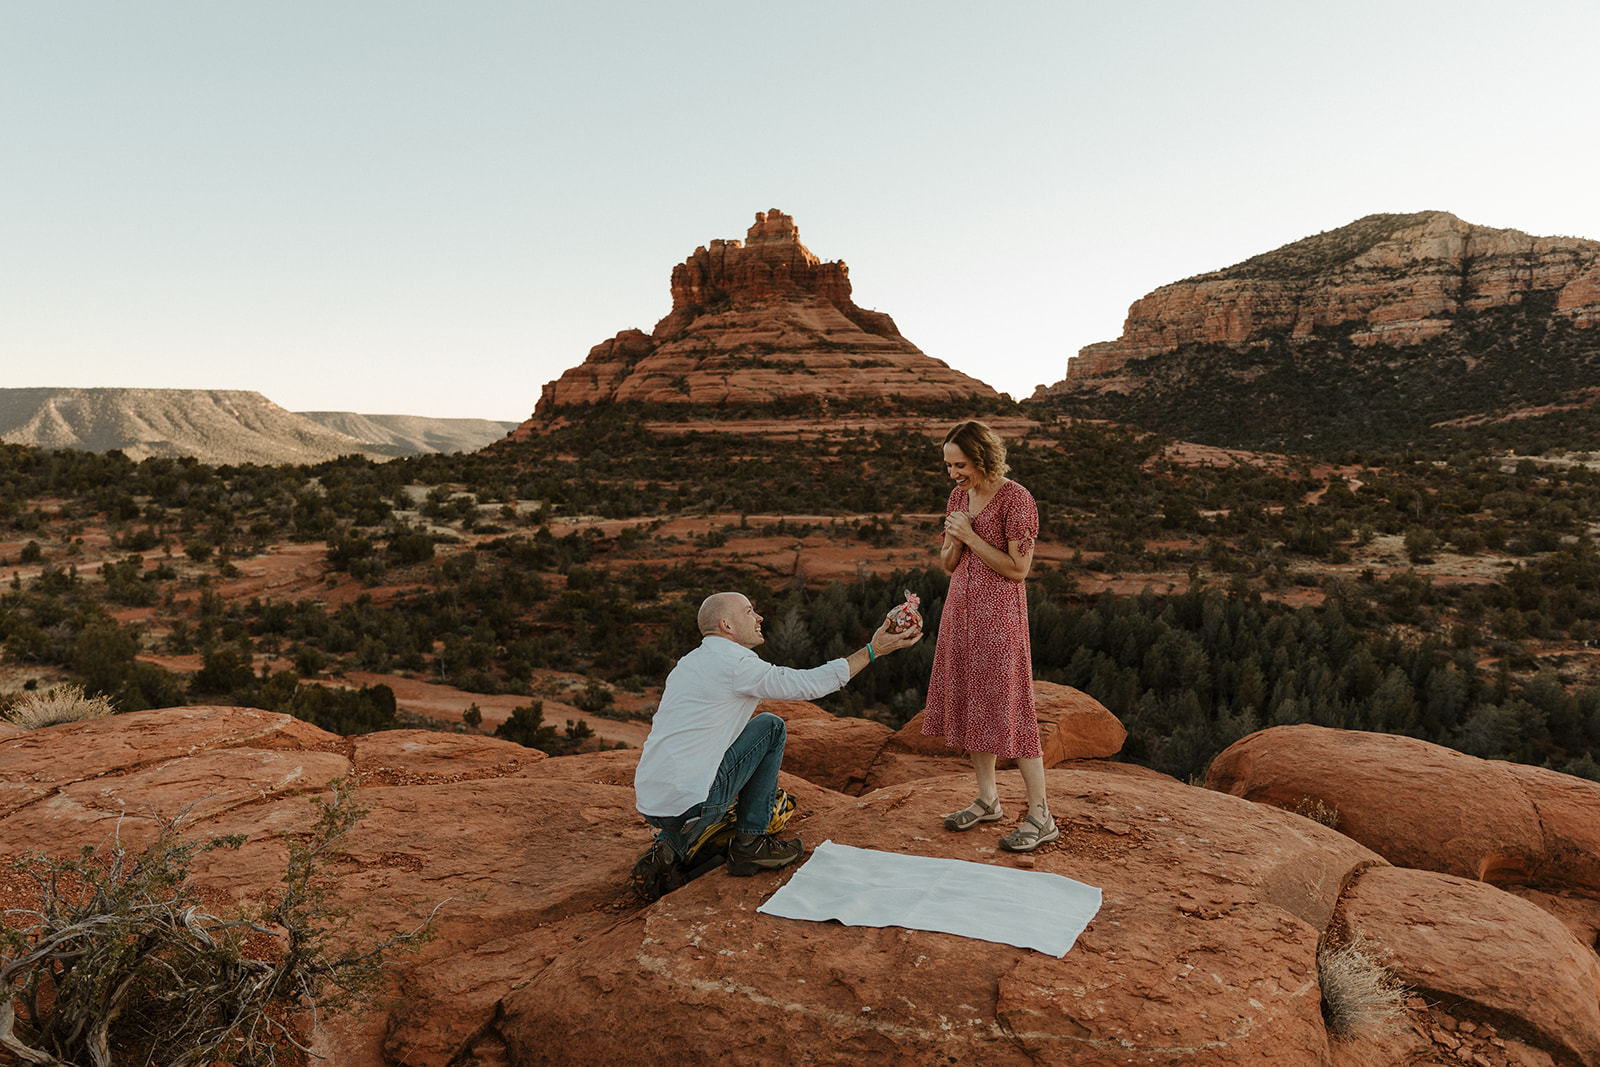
[
  {"left": 378, "top": 931, "right": 573, "bottom": 1065},
  {"left": 0, "top": 725, "right": 1354, "bottom": 1067},
  {"left": 349, "top": 728, "right": 547, "bottom": 782},
  {"left": 9, "top": 712, "right": 1593, "bottom": 1067},
  {"left": 0, "top": 720, "right": 605, "bottom": 1067},
  {"left": 1053, "top": 757, "right": 1182, "bottom": 783},
  {"left": 764, "top": 699, "right": 894, "bottom": 794},
  {"left": 860, "top": 748, "right": 973, "bottom": 792},
  {"left": 769, "top": 691, "right": 1130, "bottom": 796},
  {"left": 1032, "top": 681, "right": 1128, "bottom": 765},
  {"left": 178, "top": 762, "right": 669, "bottom": 1067},
  {"left": 862, "top": 753, "right": 1174, "bottom": 798},
  {"left": 758, "top": 698, "right": 832, "bottom": 722},
  {"left": 893, "top": 682, "right": 1126, "bottom": 765},
  {"left": 873, "top": 755, "right": 1179, "bottom": 801},
  {"left": 1, "top": 747, "right": 352, "bottom": 851},
  {"left": 496, "top": 768, "right": 1381, "bottom": 1066},
  {"left": 1340, "top": 865, "right": 1600, "bottom": 1067},
  {"left": 1501, "top": 760, "right": 1600, "bottom": 891},
  {"left": 0, "top": 705, "right": 335, "bottom": 817},
  {"left": 1502, "top": 884, "right": 1600, "bottom": 960},
  {"left": 193, "top": 775, "right": 650, "bottom": 938},
  {"left": 1206, "top": 725, "right": 1600, "bottom": 896},
  {"left": 519, "top": 746, "right": 640, "bottom": 788}
]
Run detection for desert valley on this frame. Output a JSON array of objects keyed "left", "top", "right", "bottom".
[{"left": 7, "top": 208, "right": 1600, "bottom": 1065}]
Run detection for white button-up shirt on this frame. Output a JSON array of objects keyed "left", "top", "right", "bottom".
[{"left": 634, "top": 635, "right": 849, "bottom": 817}]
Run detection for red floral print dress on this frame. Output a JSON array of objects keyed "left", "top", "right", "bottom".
[{"left": 922, "top": 479, "right": 1040, "bottom": 758}]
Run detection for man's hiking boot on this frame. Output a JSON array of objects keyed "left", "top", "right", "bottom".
[
  {"left": 725, "top": 833, "right": 805, "bottom": 877},
  {"left": 630, "top": 838, "right": 682, "bottom": 902}
]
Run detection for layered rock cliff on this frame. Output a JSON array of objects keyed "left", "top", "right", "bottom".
[
  {"left": 530, "top": 209, "right": 999, "bottom": 416},
  {"left": 1051, "top": 211, "right": 1600, "bottom": 392},
  {"left": 1033, "top": 212, "right": 1600, "bottom": 449}
]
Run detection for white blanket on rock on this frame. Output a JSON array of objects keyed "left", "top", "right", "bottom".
[{"left": 756, "top": 839, "right": 1102, "bottom": 957}]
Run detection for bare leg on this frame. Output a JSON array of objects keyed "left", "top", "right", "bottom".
[
  {"left": 997, "top": 756, "right": 1058, "bottom": 852},
  {"left": 972, "top": 751, "right": 998, "bottom": 806},
  {"left": 948, "top": 751, "right": 1001, "bottom": 821},
  {"left": 1017, "top": 756, "right": 1048, "bottom": 820}
]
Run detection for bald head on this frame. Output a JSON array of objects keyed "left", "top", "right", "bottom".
[
  {"left": 698, "top": 592, "right": 745, "bottom": 635},
  {"left": 698, "top": 592, "right": 764, "bottom": 648}
]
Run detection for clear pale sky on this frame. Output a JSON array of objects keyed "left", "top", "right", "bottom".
[{"left": 4, "top": 2, "right": 1598, "bottom": 421}]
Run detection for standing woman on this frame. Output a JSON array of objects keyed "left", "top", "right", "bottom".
[{"left": 923, "top": 420, "right": 1054, "bottom": 852}]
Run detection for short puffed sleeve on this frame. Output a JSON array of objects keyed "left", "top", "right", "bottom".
[{"left": 1004, "top": 483, "right": 1038, "bottom": 554}]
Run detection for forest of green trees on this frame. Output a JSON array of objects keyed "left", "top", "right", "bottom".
[{"left": 5, "top": 399, "right": 1600, "bottom": 782}]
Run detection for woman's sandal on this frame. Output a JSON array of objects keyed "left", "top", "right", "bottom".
[
  {"left": 944, "top": 796, "right": 1004, "bottom": 832},
  {"left": 999, "top": 811, "right": 1060, "bottom": 853}
]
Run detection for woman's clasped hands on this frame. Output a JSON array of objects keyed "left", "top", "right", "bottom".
[{"left": 943, "top": 510, "right": 975, "bottom": 544}]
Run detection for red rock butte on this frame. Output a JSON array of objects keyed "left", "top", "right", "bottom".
[
  {"left": 529, "top": 209, "right": 1000, "bottom": 418},
  {"left": 1040, "top": 210, "right": 1600, "bottom": 397}
]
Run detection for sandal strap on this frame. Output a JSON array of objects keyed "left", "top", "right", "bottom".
[
  {"left": 1012, "top": 812, "right": 1053, "bottom": 840},
  {"left": 944, "top": 796, "right": 1003, "bottom": 830}
]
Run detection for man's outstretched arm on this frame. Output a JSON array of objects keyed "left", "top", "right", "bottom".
[
  {"left": 732, "top": 620, "right": 924, "bottom": 700},
  {"left": 843, "top": 619, "right": 922, "bottom": 679}
]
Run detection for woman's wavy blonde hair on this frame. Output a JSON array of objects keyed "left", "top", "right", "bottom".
[{"left": 943, "top": 420, "right": 1009, "bottom": 481}]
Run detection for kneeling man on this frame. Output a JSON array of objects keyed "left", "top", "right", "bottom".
[{"left": 634, "top": 591, "right": 922, "bottom": 875}]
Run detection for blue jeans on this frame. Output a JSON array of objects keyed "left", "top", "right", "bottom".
[{"left": 646, "top": 712, "right": 786, "bottom": 854}]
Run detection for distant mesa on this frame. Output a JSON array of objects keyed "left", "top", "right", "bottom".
[
  {"left": 529, "top": 209, "right": 1001, "bottom": 418},
  {"left": 1029, "top": 211, "right": 1600, "bottom": 452},
  {"left": 0, "top": 387, "right": 517, "bottom": 466},
  {"left": 295, "top": 411, "right": 519, "bottom": 458},
  {"left": 1038, "top": 210, "right": 1600, "bottom": 398}
]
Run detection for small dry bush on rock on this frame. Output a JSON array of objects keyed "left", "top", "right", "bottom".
[
  {"left": 0, "top": 781, "right": 440, "bottom": 1067},
  {"left": 1293, "top": 796, "right": 1341, "bottom": 830},
  {"left": 1319, "top": 932, "right": 1410, "bottom": 1040},
  {"left": 2, "top": 684, "right": 117, "bottom": 730}
]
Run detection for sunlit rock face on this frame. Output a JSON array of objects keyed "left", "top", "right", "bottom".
[
  {"left": 1039, "top": 210, "right": 1600, "bottom": 398},
  {"left": 529, "top": 209, "right": 1000, "bottom": 417}
]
